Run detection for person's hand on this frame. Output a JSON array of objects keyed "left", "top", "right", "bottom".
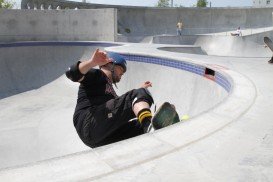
[
  {"left": 90, "top": 49, "right": 112, "bottom": 66},
  {"left": 141, "top": 81, "right": 152, "bottom": 88}
]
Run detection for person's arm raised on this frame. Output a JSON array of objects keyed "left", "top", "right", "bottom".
[
  {"left": 79, "top": 49, "right": 112, "bottom": 74},
  {"left": 65, "top": 49, "right": 112, "bottom": 82}
]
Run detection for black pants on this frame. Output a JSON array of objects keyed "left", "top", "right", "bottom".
[{"left": 74, "top": 88, "right": 154, "bottom": 148}]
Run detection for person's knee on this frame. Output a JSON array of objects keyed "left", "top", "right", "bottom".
[{"left": 132, "top": 88, "right": 154, "bottom": 107}]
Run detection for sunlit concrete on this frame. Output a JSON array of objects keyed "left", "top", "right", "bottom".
[
  {"left": 1, "top": 5, "right": 273, "bottom": 179},
  {"left": 1, "top": 38, "right": 272, "bottom": 181}
]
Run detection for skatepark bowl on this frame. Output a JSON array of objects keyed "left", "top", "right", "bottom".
[{"left": 0, "top": 41, "right": 256, "bottom": 180}]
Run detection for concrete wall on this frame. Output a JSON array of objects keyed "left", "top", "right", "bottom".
[
  {"left": 3, "top": 1, "right": 273, "bottom": 42},
  {"left": 21, "top": 0, "right": 273, "bottom": 36},
  {"left": 157, "top": 46, "right": 207, "bottom": 55},
  {"left": 0, "top": 9, "right": 117, "bottom": 42},
  {"left": 117, "top": 7, "right": 273, "bottom": 36},
  {"left": 244, "top": 29, "right": 273, "bottom": 44},
  {"left": 21, "top": 0, "right": 124, "bottom": 10},
  {"left": 153, "top": 35, "right": 199, "bottom": 45},
  {"left": 253, "top": 0, "right": 273, "bottom": 7}
]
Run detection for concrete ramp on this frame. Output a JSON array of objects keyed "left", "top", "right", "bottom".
[
  {"left": 195, "top": 35, "right": 272, "bottom": 57},
  {"left": 152, "top": 35, "right": 272, "bottom": 57}
]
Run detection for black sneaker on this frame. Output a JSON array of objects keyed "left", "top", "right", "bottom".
[
  {"left": 141, "top": 120, "right": 154, "bottom": 133},
  {"left": 143, "top": 122, "right": 154, "bottom": 133}
]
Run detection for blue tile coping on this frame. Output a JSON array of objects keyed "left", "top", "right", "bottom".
[{"left": 121, "top": 54, "right": 231, "bottom": 92}]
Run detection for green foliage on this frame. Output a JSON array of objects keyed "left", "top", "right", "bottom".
[
  {"left": 196, "top": 0, "right": 208, "bottom": 7},
  {"left": 0, "top": 0, "right": 15, "bottom": 9},
  {"left": 156, "top": 0, "right": 170, "bottom": 7},
  {"left": 173, "top": 3, "right": 184, "bottom": 7}
]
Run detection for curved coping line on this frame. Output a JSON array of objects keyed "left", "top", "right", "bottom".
[
  {"left": 116, "top": 53, "right": 232, "bottom": 93},
  {"left": 84, "top": 53, "right": 253, "bottom": 181},
  {"left": 0, "top": 41, "right": 121, "bottom": 48}
]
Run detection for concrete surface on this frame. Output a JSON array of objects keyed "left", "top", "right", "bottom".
[
  {"left": 1, "top": 5, "right": 273, "bottom": 182},
  {"left": 194, "top": 36, "right": 271, "bottom": 57},
  {"left": 0, "top": 9, "right": 117, "bottom": 42},
  {"left": 157, "top": 45, "right": 207, "bottom": 55},
  {"left": 1, "top": 39, "right": 271, "bottom": 181}
]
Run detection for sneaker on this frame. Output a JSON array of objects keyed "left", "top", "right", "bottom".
[
  {"left": 141, "top": 119, "right": 155, "bottom": 133},
  {"left": 144, "top": 123, "right": 155, "bottom": 133}
]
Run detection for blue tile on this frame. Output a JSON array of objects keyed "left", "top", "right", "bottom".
[{"left": 122, "top": 54, "right": 231, "bottom": 93}]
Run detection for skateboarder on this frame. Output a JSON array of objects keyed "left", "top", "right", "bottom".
[
  {"left": 65, "top": 49, "right": 155, "bottom": 148},
  {"left": 230, "top": 27, "right": 242, "bottom": 36},
  {"left": 176, "top": 20, "right": 183, "bottom": 36}
]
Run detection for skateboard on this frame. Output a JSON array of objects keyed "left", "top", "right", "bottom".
[
  {"left": 152, "top": 102, "right": 180, "bottom": 129},
  {"left": 264, "top": 37, "right": 273, "bottom": 63},
  {"left": 264, "top": 37, "right": 273, "bottom": 52},
  {"left": 230, "top": 33, "right": 240, "bottom": 36}
]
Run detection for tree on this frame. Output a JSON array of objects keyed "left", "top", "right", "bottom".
[
  {"left": 156, "top": 0, "right": 170, "bottom": 7},
  {"left": 197, "top": 0, "right": 208, "bottom": 7},
  {"left": 0, "top": 0, "right": 14, "bottom": 9},
  {"left": 174, "top": 4, "right": 184, "bottom": 7}
]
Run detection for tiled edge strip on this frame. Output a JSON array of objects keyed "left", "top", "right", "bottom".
[{"left": 120, "top": 54, "right": 232, "bottom": 93}]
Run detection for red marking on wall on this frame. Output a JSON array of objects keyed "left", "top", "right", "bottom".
[
  {"left": 204, "top": 67, "right": 216, "bottom": 81},
  {"left": 204, "top": 74, "right": 215, "bottom": 81}
]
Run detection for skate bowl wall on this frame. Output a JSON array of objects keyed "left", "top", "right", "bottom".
[
  {"left": 157, "top": 46, "right": 207, "bottom": 55},
  {"left": 152, "top": 35, "right": 199, "bottom": 45},
  {"left": 0, "top": 42, "right": 119, "bottom": 99},
  {"left": 194, "top": 36, "right": 271, "bottom": 57},
  {"left": 154, "top": 35, "right": 272, "bottom": 57},
  {"left": 0, "top": 41, "right": 229, "bottom": 169}
]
